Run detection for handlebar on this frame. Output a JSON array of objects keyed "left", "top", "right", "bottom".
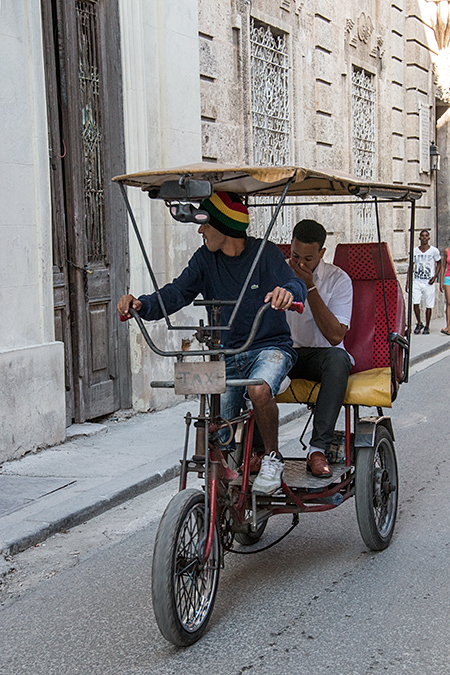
[
  {"left": 193, "top": 299, "right": 237, "bottom": 306},
  {"left": 150, "top": 378, "right": 265, "bottom": 388},
  {"left": 290, "top": 301, "right": 304, "bottom": 314},
  {"left": 120, "top": 299, "right": 304, "bottom": 358}
]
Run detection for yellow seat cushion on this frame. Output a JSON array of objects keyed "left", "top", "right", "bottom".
[{"left": 275, "top": 367, "right": 392, "bottom": 408}]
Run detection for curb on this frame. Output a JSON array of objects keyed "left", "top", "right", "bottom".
[
  {"left": 409, "top": 341, "right": 450, "bottom": 366},
  {"left": 1, "top": 408, "right": 304, "bottom": 556},
  {"left": 0, "top": 465, "right": 180, "bottom": 556}
]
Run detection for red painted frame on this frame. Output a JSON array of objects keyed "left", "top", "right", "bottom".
[{"left": 182, "top": 399, "right": 359, "bottom": 563}]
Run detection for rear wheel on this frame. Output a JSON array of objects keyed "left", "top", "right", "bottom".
[
  {"left": 152, "top": 489, "right": 220, "bottom": 646},
  {"left": 355, "top": 426, "right": 398, "bottom": 551}
]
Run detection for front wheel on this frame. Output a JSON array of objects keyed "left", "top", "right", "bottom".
[
  {"left": 355, "top": 426, "right": 398, "bottom": 551},
  {"left": 152, "top": 489, "right": 221, "bottom": 646}
]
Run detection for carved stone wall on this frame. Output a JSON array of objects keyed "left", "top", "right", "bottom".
[{"left": 196, "top": 0, "right": 440, "bottom": 275}]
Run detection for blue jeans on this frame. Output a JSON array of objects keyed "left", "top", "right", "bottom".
[{"left": 220, "top": 347, "right": 295, "bottom": 422}]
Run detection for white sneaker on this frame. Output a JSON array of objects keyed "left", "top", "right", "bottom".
[{"left": 252, "top": 452, "right": 285, "bottom": 494}]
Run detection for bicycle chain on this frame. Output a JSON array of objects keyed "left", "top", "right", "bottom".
[{"left": 219, "top": 507, "right": 235, "bottom": 551}]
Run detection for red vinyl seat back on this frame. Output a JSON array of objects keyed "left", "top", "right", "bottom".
[
  {"left": 277, "top": 243, "right": 291, "bottom": 259},
  {"left": 333, "top": 243, "right": 405, "bottom": 377}
]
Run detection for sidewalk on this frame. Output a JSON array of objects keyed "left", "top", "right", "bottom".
[{"left": 1, "top": 317, "right": 449, "bottom": 557}]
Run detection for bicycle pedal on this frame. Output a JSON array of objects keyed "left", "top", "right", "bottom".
[{"left": 272, "top": 487, "right": 284, "bottom": 496}]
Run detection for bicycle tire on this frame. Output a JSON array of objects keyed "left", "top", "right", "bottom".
[
  {"left": 355, "top": 426, "right": 398, "bottom": 551},
  {"left": 152, "top": 489, "right": 221, "bottom": 646}
]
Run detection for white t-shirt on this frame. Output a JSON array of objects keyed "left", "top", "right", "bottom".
[
  {"left": 413, "top": 246, "right": 441, "bottom": 282},
  {"left": 287, "top": 258, "right": 353, "bottom": 353}
]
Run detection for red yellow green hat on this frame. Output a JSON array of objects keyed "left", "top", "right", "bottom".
[{"left": 201, "top": 192, "right": 249, "bottom": 238}]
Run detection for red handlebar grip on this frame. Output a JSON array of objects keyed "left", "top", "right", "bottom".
[
  {"left": 119, "top": 314, "right": 131, "bottom": 322},
  {"left": 290, "top": 301, "right": 304, "bottom": 314}
]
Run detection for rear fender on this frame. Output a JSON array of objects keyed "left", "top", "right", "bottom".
[{"left": 354, "top": 415, "right": 394, "bottom": 448}]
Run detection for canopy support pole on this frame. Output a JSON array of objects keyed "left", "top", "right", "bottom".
[
  {"left": 119, "top": 181, "right": 173, "bottom": 327},
  {"left": 403, "top": 199, "right": 416, "bottom": 383},
  {"left": 226, "top": 173, "right": 296, "bottom": 329}
]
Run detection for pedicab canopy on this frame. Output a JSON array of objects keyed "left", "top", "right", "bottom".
[{"left": 113, "top": 163, "right": 425, "bottom": 202}]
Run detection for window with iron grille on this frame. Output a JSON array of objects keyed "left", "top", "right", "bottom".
[
  {"left": 352, "top": 66, "right": 376, "bottom": 242},
  {"left": 249, "top": 18, "right": 291, "bottom": 242},
  {"left": 250, "top": 18, "right": 290, "bottom": 165},
  {"left": 76, "top": 0, "right": 106, "bottom": 263}
]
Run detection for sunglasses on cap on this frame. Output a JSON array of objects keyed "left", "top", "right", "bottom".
[{"left": 169, "top": 203, "right": 210, "bottom": 224}]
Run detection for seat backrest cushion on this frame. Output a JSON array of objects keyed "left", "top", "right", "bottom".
[
  {"left": 277, "top": 243, "right": 291, "bottom": 259},
  {"left": 333, "top": 243, "right": 405, "bottom": 376},
  {"left": 333, "top": 242, "right": 397, "bottom": 281}
]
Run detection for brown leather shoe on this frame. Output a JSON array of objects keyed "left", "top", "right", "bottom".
[
  {"left": 306, "top": 451, "right": 333, "bottom": 478},
  {"left": 238, "top": 452, "right": 264, "bottom": 475}
]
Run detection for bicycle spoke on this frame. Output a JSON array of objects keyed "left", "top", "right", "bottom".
[{"left": 173, "top": 503, "right": 219, "bottom": 631}]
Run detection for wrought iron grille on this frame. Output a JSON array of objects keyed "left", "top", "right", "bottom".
[
  {"left": 250, "top": 19, "right": 290, "bottom": 166},
  {"left": 352, "top": 67, "right": 375, "bottom": 179},
  {"left": 249, "top": 19, "right": 291, "bottom": 242},
  {"left": 76, "top": 0, "right": 106, "bottom": 264},
  {"left": 352, "top": 66, "right": 376, "bottom": 242}
]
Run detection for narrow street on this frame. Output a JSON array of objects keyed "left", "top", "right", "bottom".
[{"left": 1, "top": 352, "right": 450, "bottom": 675}]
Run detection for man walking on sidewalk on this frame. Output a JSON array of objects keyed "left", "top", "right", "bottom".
[{"left": 407, "top": 230, "right": 441, "bottom": 335}]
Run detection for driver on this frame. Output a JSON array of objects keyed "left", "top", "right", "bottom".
[
  {"left": 117, "top": 192, "right": 307, "bottom": 494},
  {"left": 286, "top": 219, "right": 353, "bottom": 478}
]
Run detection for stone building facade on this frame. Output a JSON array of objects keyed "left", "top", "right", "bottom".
[
  {"left": 0, "top": 0, "right": 203, "bottom": 460},
  {"left": 197, "top": 0, "right": 448, "bottom": 276},
  {"left": 0, "top": 1, "right": 66, "bottom": 461}
]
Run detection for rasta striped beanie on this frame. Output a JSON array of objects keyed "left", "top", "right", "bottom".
[{"left": 201, "top": 192, "right": 249, "bottom": 238}]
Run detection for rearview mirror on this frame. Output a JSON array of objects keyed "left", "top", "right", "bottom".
[{"left": 159, "top": 179, "right": 212, "bottom": 201}]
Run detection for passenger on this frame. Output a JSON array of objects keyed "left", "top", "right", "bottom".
[
  {"left": 286, "top": 220, "right": 353, "bottom": 478},
  {"left": 117, "top": 192, "right": 307, "bottom": 494}
]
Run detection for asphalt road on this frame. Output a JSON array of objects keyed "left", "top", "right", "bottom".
[{"left": 1, "top": 352, "right": 450, "bottom": 675}]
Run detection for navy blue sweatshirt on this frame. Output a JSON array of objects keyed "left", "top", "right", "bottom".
[{"left": 138, "top": 237, "right": 306, "bottom": 359}]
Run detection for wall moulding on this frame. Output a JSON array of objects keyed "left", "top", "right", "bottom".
[
  {"left": 277, "top": 0, "right": 305, "bottom": 13},
  {"left": 358, "top": 12, "right": 374, "bottom": 43},
  {"left": 345, "top": 13, "right": 385, "bottom": 65},
  {"left": 234, "top": 0, "right": 250, "bottom": 15},
  {"left": 250, "top": 8, "right": 291, "bottom": 34}
]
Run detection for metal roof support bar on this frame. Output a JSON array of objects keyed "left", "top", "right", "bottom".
[
  {"left": 402, "top": 199, "right": 416, "bottom": 384},
  {"left": 226, "top": 173, "right": 296, "bottom": 329},
  {"left": 119, "top": 181, "right": 173, "bottom": 327}
]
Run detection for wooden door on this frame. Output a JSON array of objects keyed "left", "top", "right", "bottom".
[{"left": 41, "top": 0, "right": 131, "bottom": 423}]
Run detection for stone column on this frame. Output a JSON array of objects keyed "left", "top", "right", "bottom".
[{"left": 0, "top": 0, "right": 66, "bottom": 460}]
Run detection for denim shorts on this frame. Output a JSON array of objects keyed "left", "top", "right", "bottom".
[{"left": 220, "top": 347, "right": 295, "bottom": 422}]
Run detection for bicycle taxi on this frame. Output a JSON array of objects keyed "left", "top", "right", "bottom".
[{"left": 113, "top": 164, "right": 424, "bottom": 646}]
